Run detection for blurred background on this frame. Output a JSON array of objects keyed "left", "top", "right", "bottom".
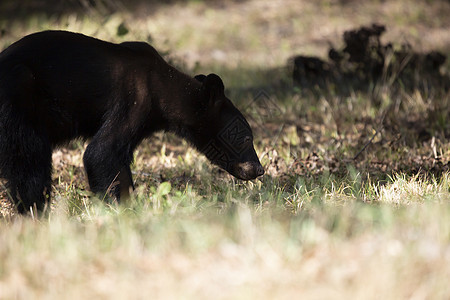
[{"left": 1, "top": 0, "right": 449, "bottom": 70}]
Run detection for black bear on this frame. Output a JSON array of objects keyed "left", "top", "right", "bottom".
[{"left": 0, "top": 30, "right": 264, "bottom": 214}]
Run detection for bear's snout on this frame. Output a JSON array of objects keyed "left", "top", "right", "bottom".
[{"left": 232, "top": 161, "right": 265, "bottom": 180}]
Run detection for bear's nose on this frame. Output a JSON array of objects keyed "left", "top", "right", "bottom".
[{"left": 256, "top": 165, "right": 265, "bottom": 177}]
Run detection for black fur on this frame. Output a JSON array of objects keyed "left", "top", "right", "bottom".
[{"left": 0, "top": 31, "right": 263, "bottom": 214}]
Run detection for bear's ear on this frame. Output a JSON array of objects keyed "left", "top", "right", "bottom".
[
  {"left": 203, "top": 74, "right": 225, "bottom": 110},
  {"left": 197, "top": 73, "right": 225, "bottom": 110},
  {"left": 203, "top": 73, "right": 225, "bottom": 99},
  {"left": 194, "top": 74, "right": 207, "bottom": 82}
]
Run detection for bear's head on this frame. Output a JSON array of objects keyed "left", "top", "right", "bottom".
[{"left": 191, "top": 73, "right": 264, "bottom": 180}]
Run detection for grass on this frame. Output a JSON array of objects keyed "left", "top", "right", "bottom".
[
  {"left": 1, "top": 175, "right": 449, "bottom": 299},
  {"left": 1, "top": 0, "right": 450, "bottom": 299}
]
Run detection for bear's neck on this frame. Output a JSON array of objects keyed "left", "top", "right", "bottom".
[{"left": 155, "top": 69, "right": 202, "bottom": 140}]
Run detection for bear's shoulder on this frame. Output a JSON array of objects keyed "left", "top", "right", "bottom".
[{"left": 119, "top": 41, "right": 161, "bottom": 57}]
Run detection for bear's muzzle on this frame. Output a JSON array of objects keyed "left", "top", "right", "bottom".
[{"left": 231, "top": 161, "right": 265, "bottom": 180}]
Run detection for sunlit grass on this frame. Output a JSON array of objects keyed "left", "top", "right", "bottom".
[{"left": 1, "top": 172, "right": 449, "bottom": 299}]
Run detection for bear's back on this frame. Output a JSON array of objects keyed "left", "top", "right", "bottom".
[
  {"left": 0, "top": 31, "right": 164, "bottom": 76},
  {"left": 0, "top": 31, "right": 166, "bottom": 144}
]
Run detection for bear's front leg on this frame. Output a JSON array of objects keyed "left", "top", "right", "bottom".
[
  {"left": 83, "top": 132, "right": 135, "bottom": 201},
  {"left": 118, "top": 165, "right": 134, "bottom": 200}
]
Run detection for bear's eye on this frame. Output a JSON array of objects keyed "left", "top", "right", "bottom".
[{"left": 243, "top": 136, "right": 252, "bottom": 144}]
